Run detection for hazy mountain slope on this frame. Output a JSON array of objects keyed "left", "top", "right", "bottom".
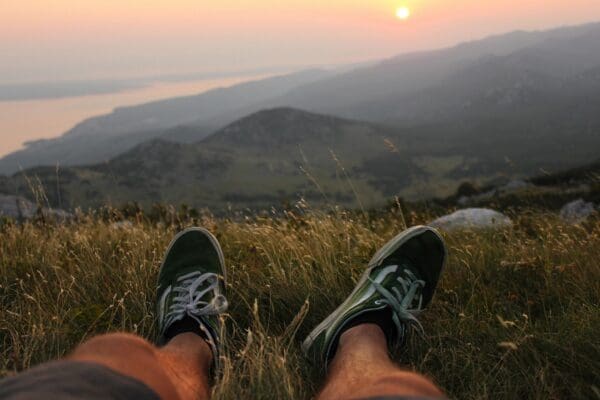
[
  {"left": 172, "top": 22, "right": 600, "bottom": 138},
  {"left": 171, "top": 23, "right": 596, "bottom": 133},
  {"left": 0, "top": 70, "right": 331, "bottom": 174},
  {"left": 0, "top": 128, "right": 171, "bottom": 173},
  {"left": 9, "top": 100, "right": 600, "bottom": 213},
  {"left": 277, "top": 22, "right": 600, "bottom": 123},
  {"left": 7, "top": 109, "right": 422, "bottom": 210},
  {"left": 64, "top": 69, "right": 332, "bottom": 141}
]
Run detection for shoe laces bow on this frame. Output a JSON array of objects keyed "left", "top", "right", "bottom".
[
  {"left": 166, "top": 271, "right": 228, "bottom": 324},
  {"left": 370, "top": 268, "right": 426, "bottom": 336}
]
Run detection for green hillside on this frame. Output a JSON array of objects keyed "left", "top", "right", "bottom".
[
  {"left": 6, "top": 109, "right": 420, "bottom": 211},
  {"left": 5, "top": 107, "right": 600, "bottom": 212}
]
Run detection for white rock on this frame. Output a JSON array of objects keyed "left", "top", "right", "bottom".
[
  {"left": 559, "top": 199, "right": 596, "bottom": 223},
  {"left": 430, "top": 208, "right": 512, "bottom": 231}
]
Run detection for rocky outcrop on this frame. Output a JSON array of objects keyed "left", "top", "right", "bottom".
[
  {"left": 559, "top": 199, "right": 596, "bottom": 223},
  {"left": 430, "top": 208, "right": 512, "bottom": 231}
]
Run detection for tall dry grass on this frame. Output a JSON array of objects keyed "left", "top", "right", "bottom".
[{"left": 0, "top": 210, "right": 598, "bottom": 399}]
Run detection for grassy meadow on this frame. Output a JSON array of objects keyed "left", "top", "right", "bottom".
[{"left": 0, "top": 207, "right": 599, "bottom": 399}]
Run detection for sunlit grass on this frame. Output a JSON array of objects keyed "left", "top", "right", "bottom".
[{"left": 1, "top": 209, "right": 598, "bottom": 399}]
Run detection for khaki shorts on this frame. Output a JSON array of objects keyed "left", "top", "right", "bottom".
[{"left": 0, "top": 361, "right": 446, "bottom": 400}]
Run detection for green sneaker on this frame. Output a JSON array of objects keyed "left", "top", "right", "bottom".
[
  {"left": 302, "top": 225, "right": 447, "bottom": 366},
  {"left": 156, "top": 227, "right": 228, "bottom": 369}
]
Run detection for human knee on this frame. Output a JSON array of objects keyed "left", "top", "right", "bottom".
[{"left": 70, "top": 332, "right": 157, "bottom": 360}]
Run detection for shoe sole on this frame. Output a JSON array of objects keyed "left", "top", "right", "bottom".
[{"left": 302, "top": 225, "right": 445, "bottom": 357}]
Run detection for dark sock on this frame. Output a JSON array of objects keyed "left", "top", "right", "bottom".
[
  {"left": 164, "top": 316, "right": 208, "bottom": 342},
  {"left": 342, "top": 308, "right": 398, "bottom": 344},
  {"left": 327, "top": 307, "right": 400, "bottom": 363}
]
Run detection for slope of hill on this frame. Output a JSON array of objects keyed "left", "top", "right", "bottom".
[
  {"left": 272, "top": 22, "right": 600, "bottom": 121},
  {"left": 431, "top": 159, "right": 600, "bottom": 212},
  {"left": 7, "top": 109, "right": 420, "bottom": 210},
  {"left": 7, "top": 106, "right": 600, "bottom": 212}
]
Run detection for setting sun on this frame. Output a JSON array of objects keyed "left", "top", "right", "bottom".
[{"left": 396, "top": 6, "right": 411, "bottom": 20}]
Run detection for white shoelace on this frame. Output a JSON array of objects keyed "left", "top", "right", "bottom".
[
  {"left": 370, "top": 268, "right": 426, "bottom": 335},
  {"left": 165, "top": 271, "right": 228, "bottom": 328}
]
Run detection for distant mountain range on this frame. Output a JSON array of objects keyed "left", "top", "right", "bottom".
[
  {"left": 276, "top": 23, "right": 600, "bottom": 124},
  {"left": 2, "top": 22, "right": 600, "bottom": 176},
  {"left": 1, "top": 22, "right": 600, "bottom": 211}
]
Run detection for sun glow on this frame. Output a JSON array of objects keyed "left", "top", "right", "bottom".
[{"left": 396, "top": 6, "right": 410, "bottom": 20}]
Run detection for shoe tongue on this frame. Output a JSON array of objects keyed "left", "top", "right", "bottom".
[{"left": 384, "top": 256, "right": 420, "bottom": 279}]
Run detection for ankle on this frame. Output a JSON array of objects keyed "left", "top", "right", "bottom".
[
  {"left": 335, "top": 323, "right": 391, "bottom": 363},
  {"left": 339, "top": 323, "right": 387, "bottom": 346},
  {"left": 162, "top": 333, "right": 214, "bottom": 369}
]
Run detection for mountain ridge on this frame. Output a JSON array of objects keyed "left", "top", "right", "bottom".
[{"left": 3, "top": 21, "right": 600, "bottom": 174}]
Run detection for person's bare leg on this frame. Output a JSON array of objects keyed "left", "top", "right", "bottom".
[
  {"left": 317, "top": 324, "right": 444, "bottom": 400},
  {"left": 69, "top": 332, "right": 213, "bottom": 400}
]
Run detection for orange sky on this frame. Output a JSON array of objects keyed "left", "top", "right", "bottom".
[{"left": 2, "top": 0, "right": 600, "bottom": 82}]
